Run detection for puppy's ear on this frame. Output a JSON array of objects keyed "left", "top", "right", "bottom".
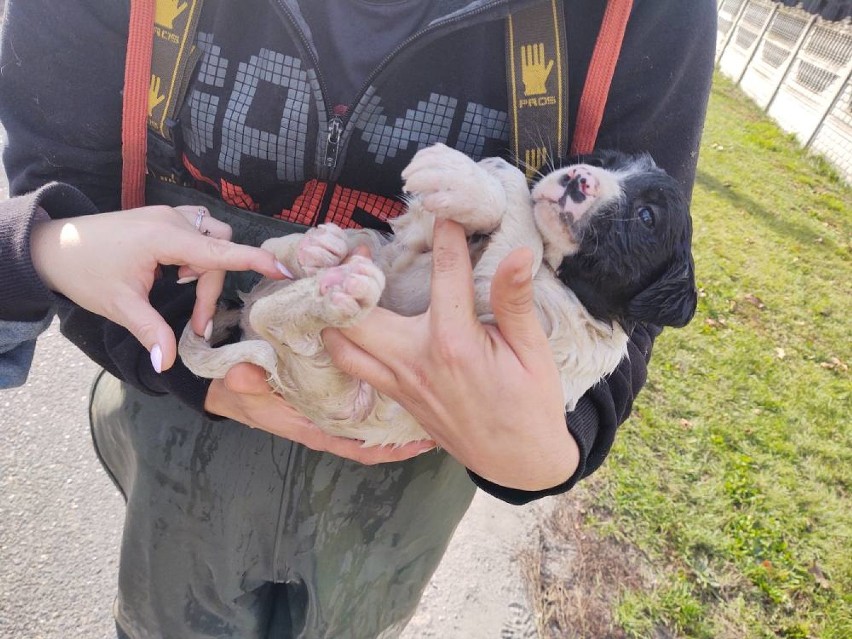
[{"left": 627, "top": 256, "right": 697, "bottom": 328}]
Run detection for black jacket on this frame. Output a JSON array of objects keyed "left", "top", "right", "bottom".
[{"left": 0, "top": 0, "right": 716, "bottom": 503}]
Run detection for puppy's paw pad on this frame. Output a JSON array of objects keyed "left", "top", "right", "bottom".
[
  {"left": 327, "top": 291, "right": 362, "bottom": 319},
  {"left": 317, "top": 257, "right": 384, "bottom": 323},
  {"left": 298, "top": 224, "right": 348, "bottom": 273}
]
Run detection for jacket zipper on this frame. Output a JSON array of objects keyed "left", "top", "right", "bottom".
[
  {"left": 273, "top": 0, "right": 543, "bottom": 178},
  {"left": 345, "top": 0, "right": 514, "bottom": 121},
  {"left": 324, "top": 115, "right": 343, "bottom": 171},
  {"left": 272, "top": 1, "right": 339, "bottom": 179},
  {"left": 343, "top": 0, "right": 546, "bottom": 132}
]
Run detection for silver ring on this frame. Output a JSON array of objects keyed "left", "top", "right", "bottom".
[{"left": 194, "top": 207, "right": 207, "bottom": 233}]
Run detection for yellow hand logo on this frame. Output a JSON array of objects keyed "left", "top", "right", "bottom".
[
  {"left": 521, "top": 43, "right": 554, "bottom": 97},
  {"left": 149, "top": 75, "right": 166, "bottom": 117},
  {"left": 155, "top": 0, "right": 189, "bottom": 30}
]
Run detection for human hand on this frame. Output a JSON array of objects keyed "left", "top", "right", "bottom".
[
  {"left": 205, "top": 363, "right": 437, "bottom": 464},
  {"left": 323, "top": 218, "right": 579, "bottom": 491},
  {"left": 30, "top": 205, "right": 292, "bottom": 372}
]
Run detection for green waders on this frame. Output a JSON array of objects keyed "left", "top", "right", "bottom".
[{"left": 89, "top": 181, "right": 477, "bottom": 639}]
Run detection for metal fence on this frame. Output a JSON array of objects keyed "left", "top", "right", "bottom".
[{"left": 717, "top": 0, "right": 852, "bottom": 182}]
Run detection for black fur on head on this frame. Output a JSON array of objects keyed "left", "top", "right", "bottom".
[{"left": 550, "top": 150, "right": 697, "bottom": 329}]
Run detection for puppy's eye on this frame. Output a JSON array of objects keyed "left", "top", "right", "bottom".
[{"left": 638, "top": 206, "right": 656, "bottom": 228}]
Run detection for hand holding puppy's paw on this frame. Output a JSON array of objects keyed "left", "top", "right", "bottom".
[
  {"left": 402, "top": 143, "right": 506, "bottom": 233},
  {"left": 317, "top": 256, "right": 385, "bottom": 325}
]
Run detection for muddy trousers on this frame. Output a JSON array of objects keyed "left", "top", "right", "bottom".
[{"left": 90, "top": 371, "right": 476, "bottom": 639}]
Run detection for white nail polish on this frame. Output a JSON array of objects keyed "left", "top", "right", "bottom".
[
  {"left": 204, "top": 320, "right": 213, "bottom": 342},
  {"left": 176, "top": 276, "right": 199, "bottom": 285},
  {"left": 150, "top": 344, "right": 163, "bottom": 374},
  {"left": 275, "top": 261, "right": 294, "bottom": 279}
]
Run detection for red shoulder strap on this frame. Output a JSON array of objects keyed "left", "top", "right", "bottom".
[
  {"left": 571, "top": 0, "right": 633, "bottom": 156},
  {"left": 121, "top": 0, "right": 155, "bottom": 210}
]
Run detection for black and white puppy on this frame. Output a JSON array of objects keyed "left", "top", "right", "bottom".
[
  {"left": 179, "top": 144, "right": 696, "bottom": 445},
  {"left": 533, "top": 149, "right": 696, "bottom": 330}
]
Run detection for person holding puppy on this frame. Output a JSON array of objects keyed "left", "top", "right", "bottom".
[{"left": 0, "top": 0, "right": 716, "bottom": 636}]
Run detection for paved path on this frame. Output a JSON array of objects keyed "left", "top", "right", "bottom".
[{"left": 0, "top": 323, "right": 120, "bottom": 639}]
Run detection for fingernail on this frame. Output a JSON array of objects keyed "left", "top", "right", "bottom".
[
  {"left": 204, "top": 320, "right": 213, "bottom": 342},
  {"left": 150, "top": 344, "right": 163, "bottom": 374},
  {"left": 275, "top": 260, "right": 294, "bottom": 279},
  {"left": 176, "top": 276, "right": 198, "bottom": 285},
  {"left": 513, "top": 252, "right": 535, "bottom": 285}
]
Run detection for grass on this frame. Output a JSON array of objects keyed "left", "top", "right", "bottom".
[{"left": 525, "top": 73, "right": 851, "bottom": 639}]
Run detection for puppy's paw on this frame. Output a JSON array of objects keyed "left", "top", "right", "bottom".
[
  {"left": 402, "top": 143, "right": 506, "bottom": 234},
  {"left": 477, "top": 156, "right": 529, "bottom": 196},
  {"left": 317, "top": 256, "right": 385, "bottom": 326},
  {"left": 298, "top": 224, "right": 349, "bottom": 274}
]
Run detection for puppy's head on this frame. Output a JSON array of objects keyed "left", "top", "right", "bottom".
[{"left": 531, "top": 150, "right": 697, "bottom": 329}]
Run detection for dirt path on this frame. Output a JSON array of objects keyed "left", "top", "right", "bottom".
[{"left": 403, "top": 491, "right": 555, "bottom": 638}]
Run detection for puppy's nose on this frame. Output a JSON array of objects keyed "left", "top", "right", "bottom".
[{"left": 559, "top": 168, "right": 599, "bottom": 205}]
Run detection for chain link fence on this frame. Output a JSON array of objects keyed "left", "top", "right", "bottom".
[{"left": 717, "top": 0, "right": 852, "bottom": 182}]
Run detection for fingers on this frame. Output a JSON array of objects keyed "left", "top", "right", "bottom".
[
  {"left": 165, "top": 206, "right": 292, "bottom": 280},
  {"left": 490, "top": 247, "right": 549, "bottom": 366},
  {"left": 173, "top": 234, "right": 289, "bottom": 279},
  {"left": 429, "top": 218, "right": 477, "bottom": 329},
  {"left": 334, "top": 218, "right": 482, "bottom": 383},
  {"left": 108, "top": 292, "right": 179, "bottom": 372},
  {"left": 173, "top": 205, "right": 232, "bottom": 240},
  {"left": 176, "top": 265, "right": 200, "bottom": 283},
  {"left": 190, "top": 269, "right": 226, "bottom": 336},
  {"left": 221, "top": 361, "right": 435, "bottom": 465},
  {"left": 223, "top": 362, "right": 271, "bottom": 395},
  {"left": 167, "top": 205, "right": 296, "bottom": 336},
  {"left": 322, "top": 326, "right": 399, "bottom": 391},
  {"left": 317, "top": 434, "right": 436, "bottom": 465}
]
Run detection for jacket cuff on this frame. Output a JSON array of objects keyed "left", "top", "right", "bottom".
[
  {"left": 132, "top": 331, "right": 220, "bottom": 417},
  {"left": 467, "top": 396, "right": 599, "bottom": 505},
  {"left": 0, "top": 314, "right": 54, "bottom": 389},
  {"left": 0, "top": 183, "right": 99, "bottom": 321}
]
